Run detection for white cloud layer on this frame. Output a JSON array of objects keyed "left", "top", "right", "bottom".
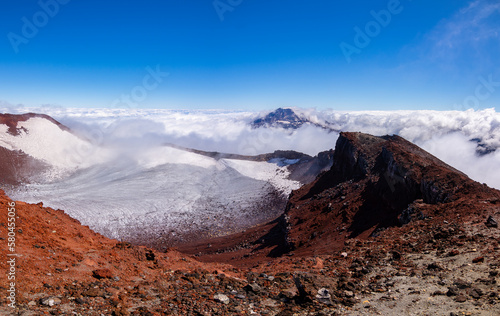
[
  {"left": 2, "top": 105, "right": 500, "bottom": 243},
  {"left": 312, "top": 108, "right": 500, "bottom": 189},
  {"left": 2, "top": 105, "right": 500, "bottom": 190}
]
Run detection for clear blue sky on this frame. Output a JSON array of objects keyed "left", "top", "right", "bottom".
[{"left": 1, "top": 0, "right": 499, "bottom": 111}]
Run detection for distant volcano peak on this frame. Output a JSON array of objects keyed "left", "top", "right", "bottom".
[{"left": 251, "top": 108, "right": 309, "bottom": 129}]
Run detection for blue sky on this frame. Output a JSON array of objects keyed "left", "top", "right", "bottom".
[{"left": 1, "top": 0, "right": 500, "bottom": 111}]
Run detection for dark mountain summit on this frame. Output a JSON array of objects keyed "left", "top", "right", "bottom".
[{"left": 251, "top": 108, "right": 309, "bottom": 129}]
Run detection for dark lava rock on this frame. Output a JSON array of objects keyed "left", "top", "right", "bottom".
[
  {"left": 453, "top": 279, "right": 471, "bottom": 289},
  {"left": 244, "top": 282, "right": 262, "bottom": 293},
  {"left": 145, "top": 250, "right": 155, "bottom": 261},
  {"left": 427, "top": 262, "right": 443, "bottom": 271},
  {"left": 468, "top": 288, "right": 483, "bottom": 299},
  {"left": 455, "top": 294, "right": 467, "bottom": 302},
  {"left": 447, "top": 286, "right": 460, "bottom": 296},
  {"left": 485, "top": 215, "right": 498, "bottom": 228},
  {"left": 391, "top": 251, "right": 402, "bottom": 261}
]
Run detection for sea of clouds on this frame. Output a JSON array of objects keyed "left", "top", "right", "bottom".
[
  {"left": 314, "top": 108, "right": 500, "bottom": 189},
  {"left": 1, "top": 103, "right": 499, "bottom": 189}
]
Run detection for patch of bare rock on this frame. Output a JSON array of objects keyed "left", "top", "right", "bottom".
[{"left": 1, "top": 132, "right": 499, "bottom": 315}]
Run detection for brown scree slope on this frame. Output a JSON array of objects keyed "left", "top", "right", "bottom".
[{"left": 0, "top": 131, "right": 499, "bottom": 315}]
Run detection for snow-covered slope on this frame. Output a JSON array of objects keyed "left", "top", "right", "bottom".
[
  {"left": 0, "top": 116, "right": 106, "bottom": 179},
  {"left": 1, "top": 113, "right": 302, "bottom": 246},
  {"left": 11, "top": 149, "right": 300, "bottom": 246},
  {"left": 223, "top": 159, "right": 301, "bottom": 193}
]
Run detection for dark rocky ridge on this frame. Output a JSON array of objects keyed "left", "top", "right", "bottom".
[
  {"left": 173, "top": 143, "right": 335, "bottom": 185},
  {"left": 182, "top": 132, "right": 500, "bottom": 261},
  {"left": 271, "top": 132, "right": 498, "bottom": 256}
]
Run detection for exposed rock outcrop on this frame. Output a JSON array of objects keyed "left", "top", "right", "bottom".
[
  {"left": 182, "top": 132, "right": 500, "bottom": 262},
  {"left": 273, "top": 132, "right": 499, "bottom": 256}
]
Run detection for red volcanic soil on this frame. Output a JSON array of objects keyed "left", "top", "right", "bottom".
[
  {"left": 0, "top": 190, "right": 247, "bottom": 315},
  {"left": 1, "top": 131, "right": 500, "bottom": 315}
]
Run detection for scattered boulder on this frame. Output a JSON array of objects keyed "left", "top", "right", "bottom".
[
  {"left": 427, "top": 262, "right": 443, "bottom": 271},
  {"left": 453, "top": 279, "right": 471, "bottom": 289},
  {"left": 342, "top": 297, "right": 358, "bottom": 307},
  {"left": 83, "top": 288, "right": 105, "bottom": 298},
  {"left": 261, "top": 298, "right": 279, "bottom": 307},
  {"left": 391, "top": 251, "right": 402, "bottom": 260},
  {"left": 145, "top": 250, "right": 155, "bottom": 261},
  {"left": 315, "top": 288, "right": 333, "bottom": 305},
  {"left": 343, "top": 290, "right": 355, "bottom": 298},
  {"left": 213, "top": 293, "right": 230, "bottom": 305},
  {"left": 447, "top": 286, "right": 459, "bottom": 296},
  {"left": 244, "top": 282, "right": 262, "bottom": 293},
  {"left": 92, "top": 268, "right": 113, "bottom": 279},
  {"left": 40, "top": 297, "right": 61, "bottom": 307},
  {"left": 468, "top": 288, "right": 483, "bottom": 299},
  {"left": 485, "top": 215, "right": 498, "bottom": 228}
]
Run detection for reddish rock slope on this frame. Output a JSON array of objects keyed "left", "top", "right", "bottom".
[
  {"left": 1, "top": 131, "right": 499, "bottom": 315},
  {"left": 182, "top": 132, "right": 500, "bottom": 260}
]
